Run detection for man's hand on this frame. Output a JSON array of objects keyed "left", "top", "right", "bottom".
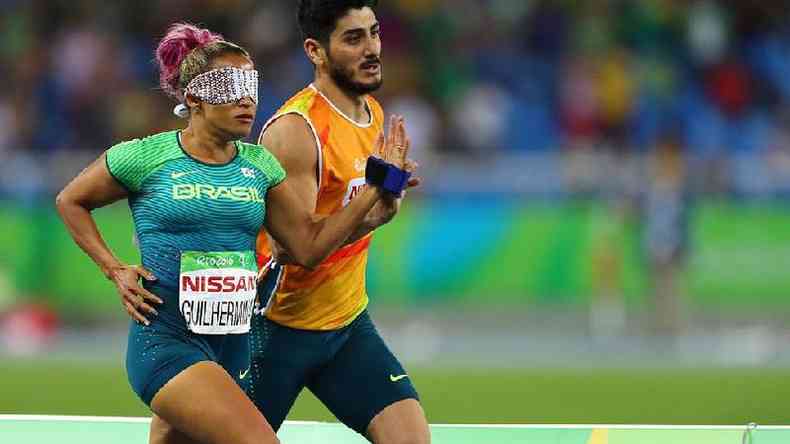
[{"left": 365, "top": 158, "right": 421, "bottom": 227}]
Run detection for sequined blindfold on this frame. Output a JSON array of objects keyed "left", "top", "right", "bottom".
[{"left": 185, "top": 67, "right": 259, "bottom": 105}]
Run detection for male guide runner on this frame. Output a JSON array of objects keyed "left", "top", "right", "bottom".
[{"left": 249, "top": 2, "right": 431, "bottom": 443}]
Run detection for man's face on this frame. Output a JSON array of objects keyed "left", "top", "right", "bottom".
[{"left": 324, "top": 7, "right": 382, "bottom": 95}]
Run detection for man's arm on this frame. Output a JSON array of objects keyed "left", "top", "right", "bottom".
[
  {"left": 259, "top": 114, "right": 419, "bottom": 264},
  {"left": 260, "top": 114, "right": 320, "bottom": 217},
  {"left": 343, "top": 196, "right": 399, "bottom": 244},
  {"left": 260, "top": 115, "right": 413, "bottom": 269},
  {"left": 257, "top": 114, "right": 320, "bottom": 264},
  {"left": 259, "top": 114, "right": 385, "bottom": 248}
]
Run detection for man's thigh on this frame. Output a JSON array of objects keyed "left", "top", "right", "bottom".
[
  {"left": 248, "top": 315, "right": 319, "bottom": 431},
  {"left": 307, "top": 311, "right": 420, "bottom": 436}
]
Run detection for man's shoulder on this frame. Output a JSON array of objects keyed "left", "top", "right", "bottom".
[
  {"left": 365, "top": 95, "right": 384, "bottom": 128},
  {"left": 261, "top": 85, "right": 324, "bottom": 140},
  {"left": 278, "top": 84, "right": 324, "bottom": 116},
  {"left": 264, "top": 112, "right": 315, "bottom": 140},
  {"left": 260, "top": 112, "right": 319, "bottom": 168},
  {"left": 365, "top": 94, "right": 383, "bottom": 111}
]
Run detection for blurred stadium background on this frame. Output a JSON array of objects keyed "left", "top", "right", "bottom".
[{"left": 2, "top": 0, "right": 790, "bottom": 429}]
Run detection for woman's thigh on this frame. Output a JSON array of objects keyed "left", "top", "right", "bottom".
[{"left": 150, "top": 360, "right": 278, "bottom": 444}]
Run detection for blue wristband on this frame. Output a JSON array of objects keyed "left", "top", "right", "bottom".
[{"left": 365, "top": 157, "right": 411, "bottom": 197}]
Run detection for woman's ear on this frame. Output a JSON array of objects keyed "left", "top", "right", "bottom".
[{"left": 185, "top": 93, "right": 201, "bottom": 115}]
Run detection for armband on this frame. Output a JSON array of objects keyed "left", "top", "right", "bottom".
[{"left": 365, "top": 157, "right": 411, "bottom": 197}]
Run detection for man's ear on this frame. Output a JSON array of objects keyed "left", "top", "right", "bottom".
[{"left": 304, "top": 38, "right": 326, "bottom": 67}]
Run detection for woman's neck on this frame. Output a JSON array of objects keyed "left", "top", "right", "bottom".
[{"left": 180, "top": 123, "right": 237, "bottom": 164}]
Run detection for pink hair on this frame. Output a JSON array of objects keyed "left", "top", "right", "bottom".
[{"left": 156, "top": 23, "right": 224, "bottom": 99}]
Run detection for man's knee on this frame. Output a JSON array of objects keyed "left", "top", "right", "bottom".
[
  {"left": 377, "top": 431, "right": 430, "bottom": 444},
  {"left": 367, "top": 399, "right": 430, "bottom": 444},
  {"left": 371, "top": 430, "right": 430, "bottom": 444}
]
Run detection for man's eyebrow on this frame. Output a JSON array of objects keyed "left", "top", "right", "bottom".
[
  {"left": 341, "top": 21, "right": 379, "bottom": 36},
  {"left": 342, "top": 27, "right": 365, "bottom": 37}
]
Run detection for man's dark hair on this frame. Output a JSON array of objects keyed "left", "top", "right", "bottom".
[{"left": 297, "top": 0, "right": 378, "bottom": 44}]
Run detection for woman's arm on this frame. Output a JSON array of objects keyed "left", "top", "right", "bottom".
[
  {"left": 55, "top": 154, "right": 162, "bottom": 324},
  {"left": 56, "top": 155, "right": 129, "bottom": 276}
]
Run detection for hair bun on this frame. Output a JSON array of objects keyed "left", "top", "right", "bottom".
[{"left": 156, "top": 23, "right": 224, "bottom": 99}]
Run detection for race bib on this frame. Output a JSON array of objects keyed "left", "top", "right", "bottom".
[{"left": 179, "top": 251, "right": 257, "bottom": 334}]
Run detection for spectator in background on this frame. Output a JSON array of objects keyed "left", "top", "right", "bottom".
[
  {"left": 643, "top": 130, "right": 690, "bottom": 336},
  {"left": 4, "top": 0, "right": 790, "bottom": 184}
]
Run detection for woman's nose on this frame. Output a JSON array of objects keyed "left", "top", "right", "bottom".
[{"left": 237, "top": 96, "right": 255, "bottom": 107}]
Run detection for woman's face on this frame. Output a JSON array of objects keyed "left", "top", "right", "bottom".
[{"left": 187, "top": 52, "right": 257, "bottom": 140}]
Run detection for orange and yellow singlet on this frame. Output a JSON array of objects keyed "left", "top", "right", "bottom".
[{"left": 256, "top": 84, "right": 384, "bottom": 330}]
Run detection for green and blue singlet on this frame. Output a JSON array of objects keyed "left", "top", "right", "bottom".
[{"left": 105, "top": 130, "right": 284, "bottom": 405}]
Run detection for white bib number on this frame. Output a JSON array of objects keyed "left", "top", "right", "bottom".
[{"left": 179, "top": 251, "right": 257, "bottom": 335}]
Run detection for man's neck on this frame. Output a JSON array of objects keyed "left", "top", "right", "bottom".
[{"left": 313, "top": 76, "right": 369, "bottom": 125}]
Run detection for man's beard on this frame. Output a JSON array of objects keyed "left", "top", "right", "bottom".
[{"left": 328, "top": 58, "right": 383, "bottom": 96}]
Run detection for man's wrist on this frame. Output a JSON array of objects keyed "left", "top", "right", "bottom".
[{"left": 365, "top": 157, "right": 411, "bottom": 197}]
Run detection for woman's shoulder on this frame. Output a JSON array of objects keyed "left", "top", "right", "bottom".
[
  {"left": 109, "top": 130, "right": 180, "bottom": 153},
  {"left": 236, "top": 142, "right": 285, "bottom": 187},
  {"left": 105, "top": 130, "right": 184, "bottom": 192}
]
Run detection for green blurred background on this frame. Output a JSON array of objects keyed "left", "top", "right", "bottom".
[
  {"left": 3, "top": 0, "right": 790, "bottom": 428},
  {"left": 5, "top": 199, "right": 790, "bottom": 314}
]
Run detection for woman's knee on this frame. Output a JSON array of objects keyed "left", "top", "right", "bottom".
[
  {"left": 239, "top": 433, "right": 280, "bottom": 444},
  {"left": 149, "top": 416, "right": 194, "bottom": 444}
]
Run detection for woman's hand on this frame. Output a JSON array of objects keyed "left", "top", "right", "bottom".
[{"left": 107, "top": 264, "right": 162, "bottom": 325}]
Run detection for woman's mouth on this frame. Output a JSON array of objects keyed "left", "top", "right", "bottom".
[{"left": 235, "top": 114, "right": 254, "bottom": 123}]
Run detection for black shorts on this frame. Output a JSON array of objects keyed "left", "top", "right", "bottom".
[{"left": 246, "top": 310, "right": 419, "bottom": 435}]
